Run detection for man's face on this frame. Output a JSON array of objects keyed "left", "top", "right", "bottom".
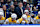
[
  {"left": 25, "top": 12, "right": 29, "bottom": 15},
  {"left": 19, "top": 3, "right": 23, "bottom": 8},
  {"left": 11, "top": 5, "right": 14, "bottom": 9},
  {"left": 0, "top": 15, "right": 2, "bottom": 19},
  {"left": 34, "top": 6, "right": 36, "bottom": 9},
  {"left": 27, "top": 4, "right": 29, "bottom": 7},
  {"left": 38, "top": 14, "right": 40, "bottom": 18}
]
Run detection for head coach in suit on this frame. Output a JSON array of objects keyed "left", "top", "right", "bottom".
[{"left": 14, "top": 2, "right": 25, "bottom": 19}]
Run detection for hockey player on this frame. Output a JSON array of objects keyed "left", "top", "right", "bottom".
[
  {"left": 24, "top": 10, "right": 31, "bottom": 18},
  {"left": 24, "top": 10, "right": 31, "bottom": 24},
  {"left": 4, "top": 13, "right": 17, "bottom": 24},
  {"left": 0, "top": 12, "right": 5, "bottom": 24},
  {"left": 34, "top": 11, "right": 40, "bottom": 24},
  {"left": 16, "top": 14, "right": 30, "bottom": 24},
  {"left": 31, "top": 13, "right": 35, "bottom": 24}
]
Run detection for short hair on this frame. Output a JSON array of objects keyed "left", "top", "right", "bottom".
[
  {"left": 26, "top": 3, "right": 30, "bottom": 6},
  {"left": 18, "top": 2, "right": 23, "bottom": 5}
]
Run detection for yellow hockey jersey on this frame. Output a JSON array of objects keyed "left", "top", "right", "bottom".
[
  {"left": 27, "top": 15, "right": 31, "bottom": 18},
  {"left": 34, "top": 16, "right": 40, "bottom": 20},
  {"left": 17, "top": 15, "right": 31, "bottom": 24},
  {"left": 6, "top": 17, "right": 17, "bottom": 24},
  {"left": 0, "top": 16, "right": 5, "bottom": 24},
  {"left": 17, "top": 18, "right": 28, "bottom": 23}
]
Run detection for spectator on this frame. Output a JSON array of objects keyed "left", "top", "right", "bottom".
[
  {"left": 36, "top": 0, "right": 40, "bottom": 11},
  {"left": 32, "top": 6, "right": 38, "bottom": 16},
  {"left": 9, "top": 5, "right": 15, "bottom": 17},
  {"left": 15, "top": 2, "right": 25, "bottom": 19},
  {"left": 14, "top": 1, "right": 18, "bottom": 8},
  {"left": 23, "top": 0, "right": 27, "bottom": 8},
  {"left": 33, "top": 0, "right": 38, "bottom": 6},
  {"left": 25, "top": 3, "right": 30, "bottom": 11},
  {"left": 5, "top": 0, "right": 14, "bottom": 18}
]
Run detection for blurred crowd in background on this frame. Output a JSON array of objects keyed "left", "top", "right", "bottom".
[{"left": 0, "top": 0, "right": 40, "bottom": 24}]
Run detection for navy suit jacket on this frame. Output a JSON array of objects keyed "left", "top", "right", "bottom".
[{"left": 14, "top": 7, "right": 25, "bottom": 19}]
